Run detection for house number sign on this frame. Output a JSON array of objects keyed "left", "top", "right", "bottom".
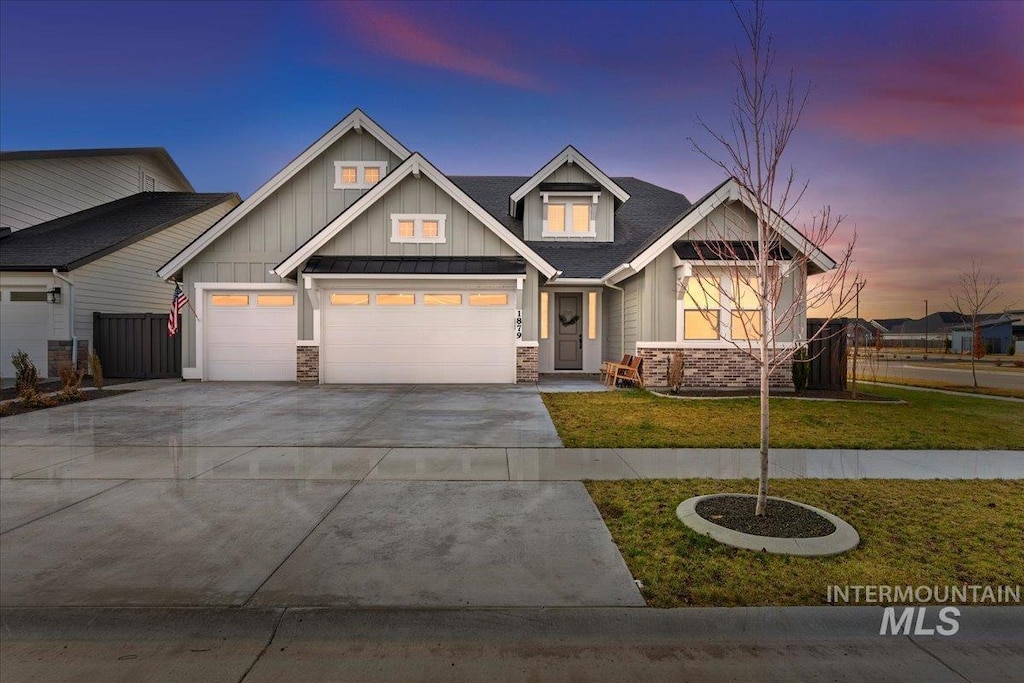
[{"left": 515, "top": 310, "right": 523, "bottom": 340}]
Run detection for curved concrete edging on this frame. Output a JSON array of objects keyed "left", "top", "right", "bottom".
[
  {"left": 650, "top": 390, "right": 905, "bottom": 404},
  {"left": 676, "top": 493, "right": 860, "bottom": 557}
]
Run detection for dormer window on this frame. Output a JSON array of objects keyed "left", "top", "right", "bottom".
[
  {"left": 334, "top": 161, "right": 387, "bottom": 190},
  {"left": 542, "top": 193, "right": 597, "bottom": 237}
]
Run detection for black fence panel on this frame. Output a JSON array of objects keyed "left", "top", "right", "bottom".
[
  {"left": 806, "top": 319, "right": 847, "bottom": 391},
  {"left": 93, "top": 313, "right": 181, "bottom": 379}
]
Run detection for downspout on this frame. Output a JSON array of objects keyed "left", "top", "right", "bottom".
[{"left": 51, "top": 269, "right": 77, "bottom": 369}]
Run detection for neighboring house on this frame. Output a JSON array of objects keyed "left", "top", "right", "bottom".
[
  {"left": 158, "top": 109, "right": 835, "bottom": 387},
  {"left": 847, "top": 318, "right": 887, "bottom": 348},
  {"left": 883, "top": 311, "right": 1005, "bottom": 347},
  {"left": 0, "top": 147, "right": 194, "bottom": 232},
  {"left": 951, "top": 317, "right": 1015, "bottom": 355},
  {"left": 0, "top": 192, "right": 239, "bottom": 378}
]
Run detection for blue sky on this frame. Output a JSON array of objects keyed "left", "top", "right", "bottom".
[{"left": 1, "top": 0, "right": 1021, "bottom": 317}]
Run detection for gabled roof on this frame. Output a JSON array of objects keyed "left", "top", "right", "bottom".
[
  {"left": 0, "top": 192, "right": 238, "bottom": 271},
  {"left": 951, "top": 316, "right": 1014, "bottom": 331},
  {"left": 453, "top": 175, "right": 692, "bottom": 278},
  {"left": 274, "top": 154, "right": 558, "bottom": 280},
  {"left": 0, "top": 147, "right": 194, "bottom": 192},
  {"left": 508, "top": 145, "right": 630, "bottom": 218},
  {"left": 611, "top": 177, "right": 836, "bottom": 283},
  {"left": 157, "top": 109, "right": 410, "bottom": 280}
]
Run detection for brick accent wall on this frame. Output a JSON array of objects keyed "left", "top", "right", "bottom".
[
  {"left": 516, "top": 345, "right": 539, "bottom": 383},
  {"left": 637, "top": 346, "right": 792, "bottom": 390},
  {"left": 296, "top": 345, "right": 319, "bottom": 382},
  {"left": 47, "top": 339, "right": 89, "bottom": 377}
]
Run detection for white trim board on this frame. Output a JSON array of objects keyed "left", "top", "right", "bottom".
[
  {"left": 509, "top": 145, "right": 630, "bottom": 218},
  {"left": 157, "top": 109, "right": 411, "bottom": 280},
  {"left": 604, "top": 178, "right": 835, "bottom": 284},
  {"left": 274, "top": 153, "right": 558, "bottom": 279}
]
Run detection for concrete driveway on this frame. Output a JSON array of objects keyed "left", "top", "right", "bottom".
[{"left": 0, "top": 382, "right": 563, "bottom": 448}]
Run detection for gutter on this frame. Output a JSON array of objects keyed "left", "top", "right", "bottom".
[{"left": 51, "top": 268, "right": 78, "bottom": 369}]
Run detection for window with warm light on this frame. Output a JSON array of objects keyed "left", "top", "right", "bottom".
[
  {"left": 730, "top": 277, "right": 762, "bottom": 340},
  {"left": 540, "top": 292, "right": 549, "bottom": 339},
  {"left": 211, "top": 294, "right": 249, "bottom": 306},
  {"left": 425, "top": 294, "right": 462, "bottom": 306},
  {"left": 333, "top": 161, "right": 387, "bottom": 189},
  {"left": 377, "top": 293, "right": 415, "bottom": 306},
  {"left": 682, "top": 275, "right": 720, "bottom": 340},
  {"left": 330, "top": 293, "right": 369, "bottom": 305},
  {"left": 542, "top": 195, "right": 597, "bottom": 237},
  {"left": 588, "top": 292, "right": 597, "bottom": 339},
  {"left": 257, "top": 294, "right": 295, "bottom": 307},
  {"left": 391, "top": 214, "right": 446, "bottom": 243},
  {"left": 469, "top": 293, "right": 508, "bottom": 306}
]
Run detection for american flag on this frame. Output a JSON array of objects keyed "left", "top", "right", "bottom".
[{"left": 168, "top": 283, "right": 188, "bottom": 336}]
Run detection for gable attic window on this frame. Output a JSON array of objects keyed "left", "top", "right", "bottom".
[
  {"left": 542, "top": 192, "right": 597, "bottom": 237},
  {"left": 333, "top": 161, "right": 387, "bottom": 190},
  {"left": 390, "top": 214, "right": 446, "bottom": 243}
]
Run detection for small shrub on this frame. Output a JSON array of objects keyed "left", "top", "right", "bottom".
[
  {"left": 667, "top": 352, "right": 684, "bottom": 393},
  {"left": 791, "top": 346, "right": 809, "bottom": 393},
  {"left": 11, "top": 349, "right": 39, "bottom": 399},
  {"left": 1008, "top": 343, "right": 1015, "bottom": 357},
  {"left": 89, "top": 350, "right": 105, "bottom": 390},
  {"left": 56, "top": 363, "right": 85, "bottom": 402}
]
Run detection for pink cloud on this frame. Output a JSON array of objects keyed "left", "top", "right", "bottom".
[
  {"left": 327, "top": 2, "right": 543, "bottom": 90},
  {"left": 810, "top": 48, "right": 1024, "bottom": 143}
]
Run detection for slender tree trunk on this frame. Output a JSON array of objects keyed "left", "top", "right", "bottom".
[{"left": 756, "top": 323, "right": 770, "bottom": 515}]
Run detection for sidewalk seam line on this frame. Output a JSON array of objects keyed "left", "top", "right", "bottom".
[
  {"left": 906, "top": 635, "right": 972, "bottom": 682},
  {"left": 237, "top": 607, "right": 287, "bottom": 683},
  {"left": 0, "top": 479, "right": 131, "bottom": 536}
]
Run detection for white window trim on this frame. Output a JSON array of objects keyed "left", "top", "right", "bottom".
[
  {"left": 542, "top": 193, "right": 597, "bottom": 238},
  {"left": 677, "top": 270, "right": 769, "bottom": 342},
  {"left": 333, "top": 161, "right": 388, "bottom": 190},
  {"left": 390, "top": 213, "right": 447, "bottom": 243}
]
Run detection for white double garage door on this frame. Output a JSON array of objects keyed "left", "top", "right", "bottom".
[{"left": 205, "top": 286, "right": 517, "bottom": 383}]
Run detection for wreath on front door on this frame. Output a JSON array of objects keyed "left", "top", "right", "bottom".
[{"left": 558, "top": 312, "right": 580, "bottom": 327}]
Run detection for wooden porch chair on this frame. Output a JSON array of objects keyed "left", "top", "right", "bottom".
[
  {"left": 600, "top": 355, "right": 631, "bottom": 385},
  {"left": 611, "top": 356, "right": 644, "bottom": 388}
]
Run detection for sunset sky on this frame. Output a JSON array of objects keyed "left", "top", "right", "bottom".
[{"left": 1, "top": 0, "right": 1020, "bottom": 318}]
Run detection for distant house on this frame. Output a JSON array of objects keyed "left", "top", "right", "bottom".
[
  {"left": 0, "top": 147, "right": 194, "bottom": 232},
  {"left": 951, "top": 317, "right": 1015, "bottom": 355},
  {"left": 0, "top": 192, "right": 239, "bottom": 378},
  {"left": 882, "top": 311, "right": 1004, "bottom": 349}
]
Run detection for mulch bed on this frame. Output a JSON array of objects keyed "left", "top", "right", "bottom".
[
  {"left": 0, "top": 377, "right": 139, "bottom": 401},
  {"left": 695, "top": 495, "right": 837, "bottom": 538},
  {"left": 662, "top": 388, "right": 897, "bottom": 402},
  {"left": 0, "top": 388, "right": 134, "bottom": 418}
]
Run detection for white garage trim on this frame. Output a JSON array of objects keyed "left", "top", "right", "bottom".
[{"left": 192, "top": 282, "right": 297, "bottom": 381}]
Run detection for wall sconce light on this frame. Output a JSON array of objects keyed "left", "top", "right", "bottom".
[{"left": 46, "top": 287, "right": 61, "bottom": 304}]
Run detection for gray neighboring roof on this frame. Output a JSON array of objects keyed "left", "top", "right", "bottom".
[
  {"left": 0, "top": 192, "right": 238, "bottom": 271},
  {"left": 450, "top": 176, "right": 693, "bottom": 278},
  {"left": 0, "top": 147, "right": 195, "bottom": 192},
  {"left": 951, "top": 316, "right": 1015, "bottom": 332},
  {"left": 304, "top": 255, "right": 526, "bottom": 276}
]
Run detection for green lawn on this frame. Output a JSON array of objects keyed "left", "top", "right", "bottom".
[
  {"left": 855, "top": 376, "right": 1024, "bottom": 400},
  {"left": 586, "top": 479, "right": 1024, "bottom": 607},
  {"left": 542, "top": 386, "right": 1024, "bottom": 450}
]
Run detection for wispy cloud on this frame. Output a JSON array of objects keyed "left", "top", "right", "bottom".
[{"left": 326, "top": 2, "right": 544, "bottom": 90}]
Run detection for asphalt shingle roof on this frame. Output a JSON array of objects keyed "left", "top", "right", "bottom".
[
  {"left": 451, "top": 176, "right": 694, "bottom": 278},
  {"left": 305, "top": 255, "right": 526, "bottom": 276},
  {"left": 0, "top": 192, "right": 236, "bottom": 271}
]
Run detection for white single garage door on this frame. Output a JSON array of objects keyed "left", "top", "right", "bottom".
[
  {"left": 0, "top": 289, "right": 50, "bottom": 378},
  {"left": 205, "top": 291, "right": 297, "bottom": 381},
  {"left": 323, "top": 288, "right": 516, "bottom": 383}
]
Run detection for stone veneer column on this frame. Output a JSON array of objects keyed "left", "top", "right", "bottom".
[
  {"left": 296, "top": 345, "right": 320, "bottom": 382},
  {"left": 637, "top": 346, "right": 792, "bottom": 390},
  {"left": 47, "top": 339, "right": 89, "bottom": 377},
  {"left": 516, "top": 345, "right": 539, "bottom": 383}
]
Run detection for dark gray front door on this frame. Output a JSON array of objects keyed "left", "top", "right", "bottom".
[{"left": 554, "top": 293, "right": 583, "bottom": 370}]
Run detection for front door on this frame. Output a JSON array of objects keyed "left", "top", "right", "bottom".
[{"left": 554, "top": 293, "right": 583, "bottom": 370}]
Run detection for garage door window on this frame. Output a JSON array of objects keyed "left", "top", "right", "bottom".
[
  {"left": 9, "top": 291, "right": 47, "bottom": 302},
  {"left": 211, "top": 294, "right": 249, "bottom": 306},
  {"left": 424, "top": 294, "right": 462, "bottom": 306},
  {"left": 469, "top": 293, "right": 508, "bottom": 306},
  {"left": 257, "top": 294, "right": 295, "bottom": 307},
  {"left": 376, "top": 293, "right": 415, "bottom": 306},
  {"left": 331, "top": 293, "right": 369, "bottom": 306}
]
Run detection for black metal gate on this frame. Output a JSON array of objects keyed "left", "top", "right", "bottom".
[
  {"left": 93, "top": 313, "right": 181, "bottom": 379},
  {"left": 806, "top": 319, "right": 847, "bottom": 391}
]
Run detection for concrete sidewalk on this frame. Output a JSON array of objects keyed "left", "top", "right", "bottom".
[{"left": 2, "top": 606, "right": 1021, "bottom": 682}]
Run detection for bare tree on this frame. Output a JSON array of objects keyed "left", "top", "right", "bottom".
[
  {"left": 686, "top": 1, "right": 859, "bottom": 515},
  {"left": 950, "top": 260, "right": 1004, "bottom": 387}
]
